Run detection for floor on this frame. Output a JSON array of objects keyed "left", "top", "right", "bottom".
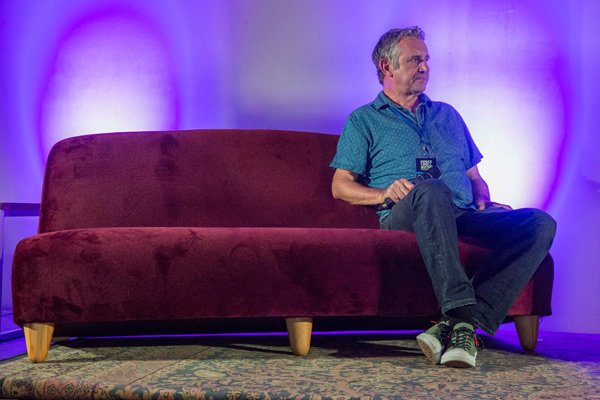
[{"left": 2, "top": 315, "right": 599, "bottom": 364}]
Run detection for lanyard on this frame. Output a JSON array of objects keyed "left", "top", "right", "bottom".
[{"left": 389, "top": 105, "right": 431, "bottom": 156}]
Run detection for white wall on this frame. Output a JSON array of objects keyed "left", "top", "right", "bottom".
[{"left": 0, "top": 0, "right": 598, "bottom": 333}]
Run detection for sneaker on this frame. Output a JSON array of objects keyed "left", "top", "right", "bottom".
[
  {"left": 440, "top": 322, "right": 484, "bottom": 368},
  {"left": 416, "top": 319, "right": 453, "bottom": 365}
]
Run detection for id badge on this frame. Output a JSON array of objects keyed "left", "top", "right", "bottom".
[{"left": 416, "top": 158, "right": 437, "bottom": 174}]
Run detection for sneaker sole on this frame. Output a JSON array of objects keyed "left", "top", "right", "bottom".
[
  {"left": 416, "top": 333, "right": 443, "bottom": 365},
  {"left": 440, "top": 348, "right": 477, "bottom": 368}
]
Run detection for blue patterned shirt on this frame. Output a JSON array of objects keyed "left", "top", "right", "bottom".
[{"left": 331, "top": 91, "right": 483, "bottom": 220}]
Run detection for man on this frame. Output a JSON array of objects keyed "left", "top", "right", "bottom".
[{"left": 330, "top": 26, "right": 556, "bottom": 368}]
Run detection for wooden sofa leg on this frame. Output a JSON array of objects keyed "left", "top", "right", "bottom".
[
  {"left": 514, "top": 315, "right": 540, "bottom": 352},
  {"left": 24, "top": 323, "right": 55, "bottom": 363},
  {"left": 285, "top": 317, "right": 313, "bottom": 356}
]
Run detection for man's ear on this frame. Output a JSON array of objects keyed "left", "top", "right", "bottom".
[{"left": 379, "top": 58, "right": 393, "bottom": 78}]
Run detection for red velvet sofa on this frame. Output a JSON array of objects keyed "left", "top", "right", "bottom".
[{"left": 12, "top": 129, "right": 553, "bottom": 362}]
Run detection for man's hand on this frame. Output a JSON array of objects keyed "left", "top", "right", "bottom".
[
  {"left": 475, "top": 199, "right": 513, "bottom": 211},
  {"left": 467, "top": 165, "right": 512, "bottom": 211},
  {"left": 381, "top": 178, "right": 415, "bottom": 204},
  {"left": 332, "top": 169, "right": 415, "bottom": 207}
]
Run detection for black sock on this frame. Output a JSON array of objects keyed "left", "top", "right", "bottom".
[{"left": 445, "top": 305, "right": 475, "bottom": 326}]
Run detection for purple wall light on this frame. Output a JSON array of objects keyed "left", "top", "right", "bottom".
[{"left": 37, "top": 7, "right": 179, "bottom": 159}]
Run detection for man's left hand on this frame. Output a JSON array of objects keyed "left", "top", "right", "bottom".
[{"left": 476, "top": 200, "right": 513, "bottom": 210}]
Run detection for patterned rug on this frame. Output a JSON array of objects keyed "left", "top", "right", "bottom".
[{"left": 0, "top": 331, "right": 598, "bottom": 399}]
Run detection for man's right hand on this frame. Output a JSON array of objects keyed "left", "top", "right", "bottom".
[
  {"left": 332, "top": 169, "right": 414, "bottom": 207},
  {"left": 380, "top": 178, "right": 415, "bottom": 204}
]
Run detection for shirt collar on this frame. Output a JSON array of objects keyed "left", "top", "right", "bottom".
[{"left": 373, "top": 91, "right": 432, "bottom": 111}]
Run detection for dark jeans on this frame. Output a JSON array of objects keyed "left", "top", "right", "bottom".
[{"left": 380, "top": 179, "right": 556, "bottom": 334}]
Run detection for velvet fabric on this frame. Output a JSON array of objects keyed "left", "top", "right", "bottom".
[
  {"left": 12, "top": 129, "right": 553, "bottom": 331},
  {"left": 38, "top": 130, "right": 377, "bottom": 232}
]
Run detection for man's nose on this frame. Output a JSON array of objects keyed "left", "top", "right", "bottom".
[{"left": 419, "top": 61, "right": 429, "bottom": 73}]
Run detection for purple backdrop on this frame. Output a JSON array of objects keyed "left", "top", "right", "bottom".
[{"left": 0, "top": 0, "right": 598, "bottom": 333}]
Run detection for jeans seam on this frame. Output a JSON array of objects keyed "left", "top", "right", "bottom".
[
  {"left": 441, "top": 298, "right": 477, "bottom": 314},
  {"left": 471, "top": 316, "right": 495, "bottom": 335}
]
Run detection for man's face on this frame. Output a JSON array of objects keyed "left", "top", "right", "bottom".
[{"left": 389, "top": 37, "right": 430, "bottom": 96}]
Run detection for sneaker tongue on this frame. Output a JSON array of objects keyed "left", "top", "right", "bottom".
[{"left": 454, "top": 322, "right": 474, "bottom": 331}]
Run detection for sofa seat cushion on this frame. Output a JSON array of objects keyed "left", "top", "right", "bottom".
[
  {"left": 11, "top": 227, "right": 420, "bottom": 324},
  {"left": 13, "top": 226, "right": 549, "bottom": 327}
]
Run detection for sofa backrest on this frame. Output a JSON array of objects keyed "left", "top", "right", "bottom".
[{"left": 39, "top": 129, "right": 379, "bottom": 232}]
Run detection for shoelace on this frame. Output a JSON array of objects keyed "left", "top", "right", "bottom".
[
  {"left": 431, "top": 320, "right": 453, "bottom": 345},
  {"left": 448, "top": 327, "right": 484, "bottom": 351}
]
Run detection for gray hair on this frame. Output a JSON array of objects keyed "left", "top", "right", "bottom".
[{"left": 372, "top": 26, "right": 426, "bottom": 84}]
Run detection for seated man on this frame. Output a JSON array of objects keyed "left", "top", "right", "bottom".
[{"left": 330, "top": 26, "right": 556, "bottom": 368}]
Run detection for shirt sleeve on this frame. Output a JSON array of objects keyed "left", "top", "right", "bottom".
[
  {"left": 457, "top": 111, "right": 483, "bottom": 170},
  {"left": 330, "top": 113, "right": 370, "bottom": 175}
]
